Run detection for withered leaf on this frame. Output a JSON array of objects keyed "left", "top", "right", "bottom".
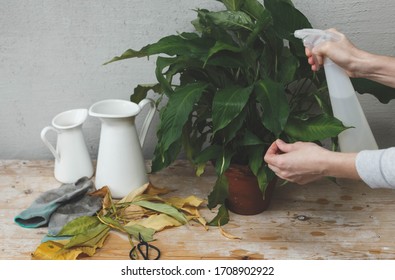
[
  {"left": 57, "top": 216, "right": 100, "bottom": 236},
  {"left": 166, "top": 195, "right": 205, "bottom": 209},
  {"left": 64, "top": 223, "right": 110, "bottom": 249},
  {"left": 32, "top": 230, "right": 109, "bottom": 260},
  {"left": 123, "top": 224, "right": 156, "bottom": 242},
  {"left": 118, "top": 183, "right": 149, "bottom": 204},
  {"left": 133, "top": 200, "right": 188, "bottom": 224},
  {"left": 127, "top": 213, "right": 182, "bottom": 231}
]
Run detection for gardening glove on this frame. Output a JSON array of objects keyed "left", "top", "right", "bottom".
[
  {"left": 14, "top": 177, "right": 98, "bottom": 229},
  {"left": 47, "top": 193, "right": 102, "bottom": 235}
]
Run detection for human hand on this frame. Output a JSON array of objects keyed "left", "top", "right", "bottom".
[
  {"left": 306, "top": 28, "right": 363, "bottom": 77},
  {"left": 264, "top": 139, "right": 330, "bottom": 185}
]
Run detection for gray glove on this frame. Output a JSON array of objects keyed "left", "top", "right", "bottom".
[{"left": 14, "top": 177, "right": 101, "bottom": 231}]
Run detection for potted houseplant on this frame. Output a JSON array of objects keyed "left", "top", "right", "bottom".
[{"left": 104, "top": 0, "right": 393, "bottom": 223}]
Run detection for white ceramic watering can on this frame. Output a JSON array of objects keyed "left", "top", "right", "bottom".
[
  {"left": 89, "top": 99, "right": 156, "bottom": 198},
  {"left": 40, "top": 109, "right": 94, "bottom": 183}
]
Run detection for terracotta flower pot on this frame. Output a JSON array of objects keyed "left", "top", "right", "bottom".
[{"left": 224, "top": 164, "right": 277, "bottom": 215}]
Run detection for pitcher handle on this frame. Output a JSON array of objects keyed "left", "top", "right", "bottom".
[
  {"left": 137, "top": 98, "right": 156, "bottom": 147},
  {"left": 40, "top": 126, "right": 61, "bottom": 161}
]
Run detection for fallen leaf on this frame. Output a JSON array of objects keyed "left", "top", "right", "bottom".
[
  {"left": 219, "top": 224, "right": 242, "bottom": 240},
  {"left": 57, "top": 216, "right": 100, "bottom": 236},
  {"left": 118, "top": 183, "right": 149, "bottom": 204},
  {"left": 166, "top": 195, "right": 205, "bottom": 209},
  {"left": 127, "top": 214, "right": 182, "bottom": 231},
  {"left": 120, "top": 204, "right": 148, "bottom": 220},
  {"left": 145, "top": 183, "right": 172, "bottom": 195},
  {"left": 64, "top": 223, "right": 110, "bottom": 249},
  {"left": 123, "top": 224, "right": 156, "bottom": 241},
  {"left": 32, "top": 230, "right": 109, "bottom": 260},
  {"left": 133, "top": 200, "right": 188, "bottom": 224}
]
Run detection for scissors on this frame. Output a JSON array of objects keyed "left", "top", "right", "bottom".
[{"left": 129, "top": 233, "right": 161, "bottom": 260}]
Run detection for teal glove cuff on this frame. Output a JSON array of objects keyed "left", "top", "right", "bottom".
[{"left": 14, "top": 177, "right": 98, "bottom": 229}]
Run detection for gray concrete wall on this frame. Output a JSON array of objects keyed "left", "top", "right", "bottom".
[{"left": 1, "top": 0, "right": 394, "bottom": 160}]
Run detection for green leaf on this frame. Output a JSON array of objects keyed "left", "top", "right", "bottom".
[
  {"left": 278, "top": 49, "right": 299, "bottom": 84},
  {"left": 204, "top": 10, "right": 254, "bottom": 31},
  {"left": 57, "top": 216, "right": 101, "bottom": 236},
  {"left": 264, "top": 0, "right": 312, "bottom": 40},
  {"left": 212, "top": 85, "right": 253, "bottom": 133},
  {"left": 208, "top": 174, "right": 229, "bottom": 209},
  {"left": 246, "top": 144, "right": 266, "bottom": 175},
  {"left": 193, "top": 144, "right": 222, "bottom": 165},
  {"left": 133, "top": 200, "right": 188, "bottom": 224},
  {"left": 205, "top": 41, "right": 241, "bottom": 65},
  {"left": 208, "top": 204, "right": 229, "bottom": 226},
  {"left": 220, "top": 0, "right": 243, "bottom": 11},
  {"left": 123, "top": 224, "right": 156, "bottom": 242},
  {"left": 255, "top": 79, "right": 290, "bottom": 137},
  {"left": 103, "top": 33, "right": 208, "bottom": 65},
  {"left": 64, "top": 223, "right": 110, "bottom": 249},
  {"left": 352, "top": 78, "right": 395, "bottom": 104},
  {"left": 241, "top": 0, "right": 267, "bottom": 20},
  {"left": 151, "top": 138, "right": 182, "bottom": 172},
  {"left": 157, "top": 82, "right": 208, "bottom": 153},
  {"left": 131, "top": 84, "right": 161, "bottom": 104},
  {"left": 98, "top": 215, "right": 125, "bottom": 232},
  {"left": 284, "top": 114, "right": 348, "bottom": 141}
]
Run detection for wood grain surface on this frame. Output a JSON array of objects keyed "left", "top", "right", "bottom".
[{"left": 2, "top": 160, "right": 395, "bottom": 260}]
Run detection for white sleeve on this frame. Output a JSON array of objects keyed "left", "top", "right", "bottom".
[{"left": 355, "top": 148, "right": 395, "bottom": 189}]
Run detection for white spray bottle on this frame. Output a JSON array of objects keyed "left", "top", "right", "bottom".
[{"left": 294, "top": 29, "right": 378, "bottom": 152}]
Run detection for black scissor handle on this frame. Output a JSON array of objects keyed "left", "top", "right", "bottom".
[{"left": 129, "top": 233, "right": 161, "bottom": 260}]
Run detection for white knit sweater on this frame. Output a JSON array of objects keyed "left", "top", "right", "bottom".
[{"left": 356, "top": 148, "right": 395, "bottom": 188}]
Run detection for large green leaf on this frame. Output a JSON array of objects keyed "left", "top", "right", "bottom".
[
  {"left": 284, "top": 114, "right": 348, "bottom": 141},
  {"left": 240, "top": 129, "right": 265, "bottom": 146},
  {"left": 352, "top": 78, "right": 395, "bottom": 104},
  {"left": 208, "top": 204, "right": 229, "bottom": 226},
  {"left": 151, "top": 138, "right": 182, "bottom": 173},
  {"left": 255, "top": 79, "right": 290, "bottom": 137},
  {"left": 241, "top": 0, "right": 267, "bottom": 20},
  {"left": 103, "top": 33, "right": 210, "bottom": 65},
  {"left": 157, "top": 82, "right": 208, "bottom": 153},
  {"left": 212, "top": 85, "right": 253, "bottom": 133},
  {"left": 131, "top": 84, "right": 161, "bottom": 104},
  {"left": 278, "top": 49, "right": 299, "bottom": 84},
  {"left": 215, "top": 106, "right": 247, "bottom": 144},
  {"left": 219, "top": 0, "right": 243, "bottom": 11},
  {"left": 264, "top": 0, "right": 312, "bottom": 40},
  {"left": 133, "top": 200, "right": 188, "bottom": 224},
  {"left": 205, "top": 41, "right": 241, "bottom": 65},
  {"left": 208, "top": 174, "right": 229, "bottom": 209},
  {"left": 204, "top": 10, "right": 254, "bottom": 31},
  {"left": 123, "top": 224, "right": 156, "bottom": 242}
]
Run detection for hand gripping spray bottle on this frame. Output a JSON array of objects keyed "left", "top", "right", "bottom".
[{"left": 294, "top": 29, "right": 378, "bottom": 152}]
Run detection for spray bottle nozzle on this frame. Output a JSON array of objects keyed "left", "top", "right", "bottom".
[
  {"left": 294, "top": 29, "right": 341, "bottom": 70},
  {"left": 294, "top": 29, "right": 341, "bottom": 49}
]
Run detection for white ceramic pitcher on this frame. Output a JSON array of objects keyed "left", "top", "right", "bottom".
[
  {"left": 89, "top": 99, "right": 156, "bottom": 198},
  {"left": 41, "top": 108, "right": 94, "bottom": 183}
]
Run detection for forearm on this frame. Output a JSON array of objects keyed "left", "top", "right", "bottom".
[
  {"left": 355, "top": 52, "right": 395, "bottom": 88},
  {"left": 323, "top": 152, "right": 360, "bottom": 180}
]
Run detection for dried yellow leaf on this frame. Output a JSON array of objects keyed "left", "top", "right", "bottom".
[
  {"left": 120, "top": 204, "right": 148, "bottom": 220},
  {"left": 166, "top": 195, "right": 205, "bottom": 209},
  {"left": 118, "top": 183, "right": 149, "bottom": 204},
  {"left": 31, "top": 230, "right": 109, "bottom": 260},
  {"left": 126, "top": 214, "right": 182, "bottom": 231},
  {"left": 219, "top": 223, "right": 241, "bottom": 240},
  {"left": 145, "top": 183, "right": 172, "bottom": 195}
]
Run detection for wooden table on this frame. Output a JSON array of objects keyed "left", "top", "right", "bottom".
[{"left": 2, "top": 159, "right": 395, "bottom": 260}]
